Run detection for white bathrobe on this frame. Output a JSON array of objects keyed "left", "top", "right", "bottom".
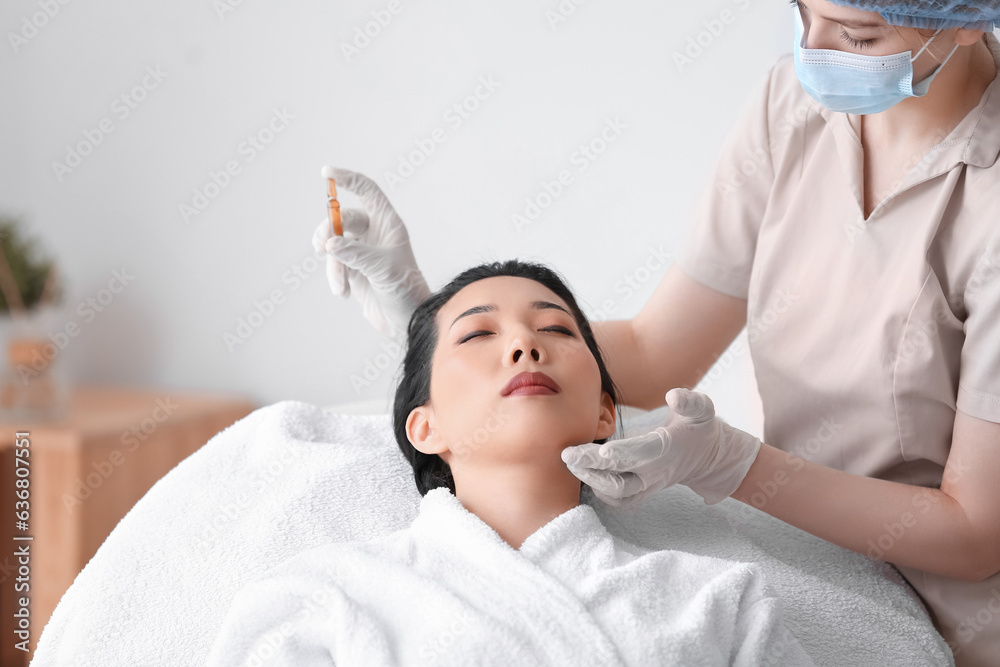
[{"left": 206, "top": 487, "right": 813, "bottom": 666}]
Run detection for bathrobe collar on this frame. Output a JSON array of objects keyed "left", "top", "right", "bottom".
[
  {"left": 406, "top": 487, "right": 628, "bottom": 666},
  {"left": 412, "top": 487, "right": 611, "bottom": 566}
]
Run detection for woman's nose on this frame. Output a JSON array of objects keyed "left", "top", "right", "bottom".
[{"left": 504, "top": 331, "right": 544, "bottom": 366}]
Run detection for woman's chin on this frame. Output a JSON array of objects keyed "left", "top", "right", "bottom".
[
  {"left": 498, "top": 422, "right": 597, "bottom": 454},
  {"left": 443, "top": 411, "right": 600, "bottom": 463}
]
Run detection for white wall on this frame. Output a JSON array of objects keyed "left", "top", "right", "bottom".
[{"left": 1, "top": 0, "right": 790, "bottom": 435}]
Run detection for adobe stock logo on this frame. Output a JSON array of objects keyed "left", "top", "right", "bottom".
[
  {"left": 382, "top": 76, "right": 502, "bottom": 191},
  {"left": 339, "top": 0, "right": 409, "bottom": 62},
  {"left": 511, "top": 117, "right": 627, "bottom": 233},
  {"left": 51, "top": 66, "right": 169, "bottom": 182},
  {"left": 222, "top": 253, "right": 319, "bottom": 352},
  {"left": 7, "top": 0, "right": 73, "bottom": 55},
  {"left": 673, "top": 0, "right": 753, "bottom": 73},
  {"left": 180, "top": 107, "right": 295, "bottom": 223},
  {"left": 18, "top": 268, "right": 135, "bottom": 383}
]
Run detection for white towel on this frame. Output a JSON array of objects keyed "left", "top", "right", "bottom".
[
  {"left": 205, "top": 486, "right": 813, "bottom": 666},
  {"left": 30, "top": 401, "right": 954, "bottom": 667}
]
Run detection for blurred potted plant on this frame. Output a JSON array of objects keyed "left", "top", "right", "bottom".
[{"left": 0, "top": 216, "right": 67, "bottom": 420}]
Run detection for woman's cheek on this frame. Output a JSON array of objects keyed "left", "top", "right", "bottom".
[{"left": 563, "top": 345, "right": 601, "bottom": 387}]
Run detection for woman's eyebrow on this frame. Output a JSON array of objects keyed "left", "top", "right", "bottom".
[
  {"left": 450, "top": 304, "right": 496, "bottom": 329},
  {"left": 835, "top": 16, "right": 884, "bottom": 28},
  {"left": 449, "top": 300, "right": 572, "bottom": 329},
  {"left": 532, "top": 300, "right": 572, "bottom": 317}
]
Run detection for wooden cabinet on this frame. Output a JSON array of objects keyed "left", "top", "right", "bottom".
[{"left": 0, "top": 386, "right": 256, "bottom": 666}]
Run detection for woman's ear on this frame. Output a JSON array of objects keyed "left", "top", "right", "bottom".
[
  {"left": 406, "top": 405, "right": 449, "bottom": 457},
  {"left": 594, "top": 392, "right": 616, "bottom": 440},
  {"left": 954, "top": 27, "right": 985, "bottom": 47}
]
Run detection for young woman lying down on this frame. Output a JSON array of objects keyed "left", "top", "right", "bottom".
[{"left": 206, "top": 260, "right": 812, "bottom": 666}]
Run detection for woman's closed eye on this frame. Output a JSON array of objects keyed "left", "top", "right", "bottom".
[
  {"left": 457, "top": 325, "right": 576, "bottom": 344},
  {"left": 788, "top": 0, "right": 877, "bottom": 50},
  {"left": 839, "top": 30, "right": 876, "bottom": 49},
  {"left": 458, "top": 330, "right": 493, "bottom": 344}
]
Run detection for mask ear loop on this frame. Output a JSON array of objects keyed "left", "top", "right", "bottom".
[
  {"left": 936, "top": 41, "right": 961, "bottom": 68},
  {"left": 910, "top": 29, "right": 961, "bottom": 92},
  {"left": 909, "top": 28, "right": 944, "bottom": 63},
  {"left": 794, "top": 6, "right": 808, "bottom": 48}
]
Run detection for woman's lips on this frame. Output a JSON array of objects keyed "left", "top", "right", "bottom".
[{"left": 501, "top": 371, "right": 561, "bottom": 397}]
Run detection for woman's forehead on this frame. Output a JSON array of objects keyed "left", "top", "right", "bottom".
[
  {"left": 804, "top": 0, "right": 888, "bottom": 25},
  {"left": 438, "top": 276, "right": 569, "bottom": 322}
]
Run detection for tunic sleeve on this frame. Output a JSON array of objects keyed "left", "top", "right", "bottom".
[
  {"left": 957, "top": 230, "right": 1000, "bottom": 423},
  {"left": 677, "top": 60, "right": 783, "bottom": 300}
]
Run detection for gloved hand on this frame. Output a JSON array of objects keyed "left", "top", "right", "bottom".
[
  {"left": 312, "top": 167, "right": 431, "bottom": 340},
  {"left": 561, "top": 388, "right": 762, "bottom": 507}
]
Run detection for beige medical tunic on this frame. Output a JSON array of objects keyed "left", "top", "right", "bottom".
[{"left": 677, "top": 34, "right": 1000, "bottom": 667}]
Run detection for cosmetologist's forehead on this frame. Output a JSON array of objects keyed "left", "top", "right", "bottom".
[{"left": 798, "top": 0, "right": 888, "bottom": 28}]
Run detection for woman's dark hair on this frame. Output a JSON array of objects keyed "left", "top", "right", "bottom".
[{"left": 392, "top": 260, "right": 619, "bottom": 496}]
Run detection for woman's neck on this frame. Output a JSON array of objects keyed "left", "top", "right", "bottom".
[
  {"left": 865, "top": 36, "right": 996, "bottom": 146},
  {"left": 452, "top": 460, "right": 583, "bottom": 550}
]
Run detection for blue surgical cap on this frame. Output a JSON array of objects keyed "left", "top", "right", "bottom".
[{"left": 827, "top": 0, "right": 1000, "bottom": 31}]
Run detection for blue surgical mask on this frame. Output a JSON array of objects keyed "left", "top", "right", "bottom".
[{"left": 792, "top": 9, "right": 960, "bottom": 115}]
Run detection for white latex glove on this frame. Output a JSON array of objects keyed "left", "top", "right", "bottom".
[
  {"left": 561, "top": 388, "right": 762, "bottom": 507},
  {"left": 312, "top": 166, "right": 431, "bottom": 340}
]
